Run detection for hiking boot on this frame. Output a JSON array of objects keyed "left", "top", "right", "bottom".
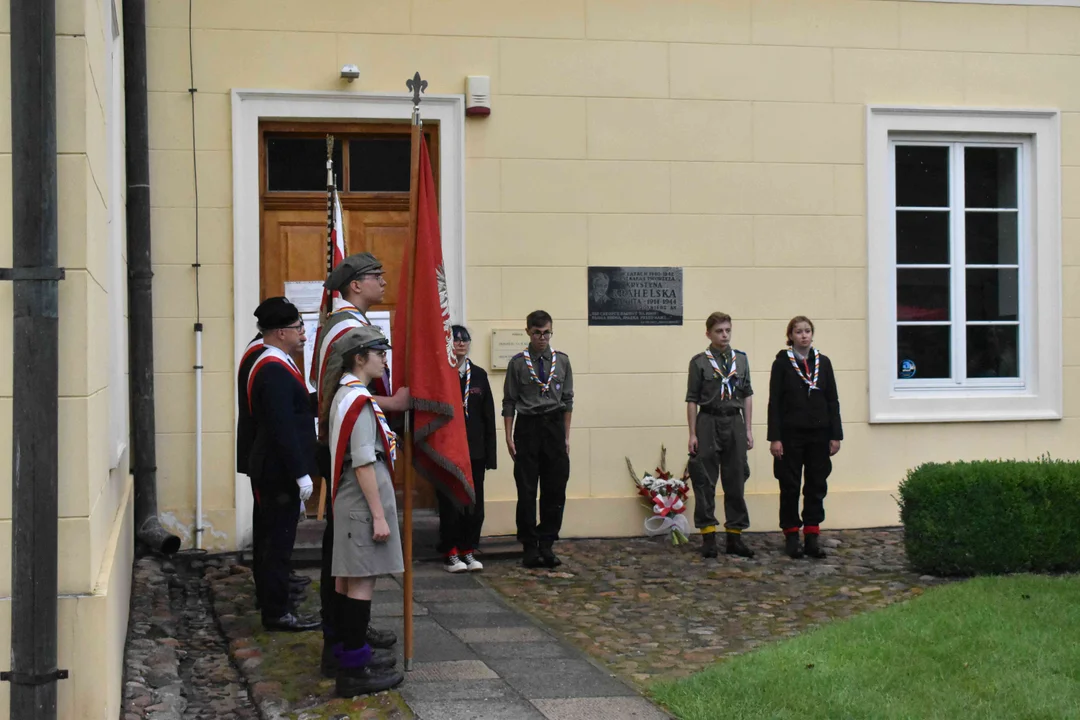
[
  {"left": 804, "top": 533, "right": 827, "bottom": 559},
  {"left": 522, "top": 542, "right": 544, "bottom": 569},
  {"left": 461, "top": 552, "right": 484, "bottom": 572},
  {"left": 784, "top": 532, "right": 805, "bottom": 559},
  {"left": 700, "top": 532, "right": 718, "bottom": 559},
  {"left": 725, "top": 532, "right": 755, "bottom": 558},
  {"left": 539, "top": 545, "right": 562, "bottom": 569},
  {"left": 366, "top": 626, "right": 397, "bottom": 649},
  {"left": 336, "top": 647, "right": 404, "bottom": 698},
  {"left": 322, "top": 642, "right": 396, "bottom": 677},
  {"left": 444, "top": 553, "right": 468, "bottom": 573}
]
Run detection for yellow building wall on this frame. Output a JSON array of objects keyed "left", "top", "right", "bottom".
[
  {"left": 143, "top": 0, "right": 1080, "bottom": 549},
  {"left": 0, "top": 0, "right": 135, "bottom": 717}
]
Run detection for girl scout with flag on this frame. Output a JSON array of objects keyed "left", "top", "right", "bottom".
[{"left": 321, "top": 325, "right": 405, "bottom": 697}]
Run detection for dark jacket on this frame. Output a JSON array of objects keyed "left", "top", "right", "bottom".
[
  {"left": 235, "top": 334, "right": 265, "bottom": 475},
  {"left": 461, "top": 362, "right": 497, "bottom": 468},
  {"left": 248, "top": 359, "right": 318, "bottom": 493},
  {"left": 767, "top": 348, "right": 843, "bottom": 442}
]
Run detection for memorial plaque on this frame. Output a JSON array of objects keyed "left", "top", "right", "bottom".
[
  {"left": 587, "top": 266, "right": 683, "bottom": 326},
  {"left": 490, "top": 328, "right": 529, "bottom": 371}
]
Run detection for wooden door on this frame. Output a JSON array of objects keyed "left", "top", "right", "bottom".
[{"left": 259, "top": 121, "right": 440, "bottom": 512}]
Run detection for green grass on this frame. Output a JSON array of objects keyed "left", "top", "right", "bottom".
[{"left": 651, "top": 575, "right": 1080, "bottom": 720}]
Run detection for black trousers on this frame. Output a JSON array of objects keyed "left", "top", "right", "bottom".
[
  {"left": 253, "top": 479, "right": 301, "bottom": 622},
  {"left": 513, "top": 412, "right": 570, "bottom": 546},
  {"left": 437, "top": 461, "right": 486, "bottom": 554},
  {"left": 774, "top": 431, "right": 832, "bottom": 530},
  {"left": 249, "top": 477, "right": 262, "bottom": 600},
  {"left": 316, "top": 445, "right": 339, "bottom": 639}
]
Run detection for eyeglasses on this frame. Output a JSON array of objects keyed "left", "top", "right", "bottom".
[
  {"left": 282, "top": 322, "right": 304, "bottom": 332},
  {"left": 529, "top": 330, "right": 553, "bottom": 339},
  {"left": 453, "top": 337, "right": 471, "bottom": 344}
]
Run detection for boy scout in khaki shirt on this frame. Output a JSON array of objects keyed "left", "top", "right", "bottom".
[
  {"left": 686, "top": 312, "right": 755, "bottom": 559},
  {"left": 503, "top": 310, "right": 574, "bottom": 570}
]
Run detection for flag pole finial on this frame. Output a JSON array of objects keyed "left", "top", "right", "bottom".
[{"left": 406, "top": 72, "right": 428, "bottom": 126}]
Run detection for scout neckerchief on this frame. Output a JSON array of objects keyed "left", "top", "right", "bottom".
[
  {"left": 787, "top": 346, "right": 820, "bottom": 395},
  {"left": 330, "top": 373, "right": 397, "bottom": 502},
  {"left": 523, "top": 348, "right": 556, "bottom": 395},
  {"left": 461, "top": 359, "right": 472, "bottom": 418},
  {"left": 314, "top": 297, "right": 372, "bottom": 402},
  {"left": 705, "top": 348, "right": 738, "bottom": 400},
  {"left": 246, "top": 345, "right": 307, "bottom": 413}
]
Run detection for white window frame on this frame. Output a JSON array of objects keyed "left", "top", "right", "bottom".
[
  {"left": 867, "top": 106, "right": 1062, "bottom": 424},
  {"left": 106, "top": 0, "right": 128, "bottom": 468}
]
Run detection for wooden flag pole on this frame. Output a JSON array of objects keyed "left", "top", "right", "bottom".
[{"left": 402, "top": 71, "right": 427, "bottom": 672}]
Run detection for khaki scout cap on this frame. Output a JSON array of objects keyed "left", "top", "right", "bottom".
[
  {"left": 333, "top": 326, "right": 391, "bottom": 359},
  {"left": 324, "top": 252, "right": 383, "bottom": 292}
]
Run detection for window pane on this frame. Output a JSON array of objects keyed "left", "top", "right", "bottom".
[
  {"left": 965, "top": 147, "right": 1017, "bottom": 209},
  {"left": 897, "top": 269, "right": 950, "bottom": 321},
  {"left": 967, "top": 325, "right": 1019, "bottom": 378},
  {"left": 349, "top": 137, "right": 411, "bottom": 192},
  {"left": 896, "top": 211, "right": 949, "bottom": 265},
  {"left": 266, "top": 138, "right": 344, "bottom": 191},
  {"left": 965, "top": 212, "right": 1018, "bottom": 265},
  {"left": 897, "top": 325, "right": 951, "bottom": 380},
  {"left": 966, "top": 269, "right": 1019, "bottom": 321},
  {"left": 895, "top": 145, "right": 949, "bottom": 208}
]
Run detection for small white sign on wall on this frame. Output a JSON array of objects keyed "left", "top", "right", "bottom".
[{"left": 490, "top": 328, "right": 528, "bottom": 371}]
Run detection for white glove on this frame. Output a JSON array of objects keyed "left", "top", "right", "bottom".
[{"left": 296, "top": 474, "right": 313, "bottom": 502}]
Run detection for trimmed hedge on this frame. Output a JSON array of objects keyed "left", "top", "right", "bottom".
[{"left": 898, "top": 457, "right": 1080, "bottom": 576}]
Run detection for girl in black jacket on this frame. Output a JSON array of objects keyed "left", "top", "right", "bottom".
[{"left": 767, "top": 316, "right": 843, "bottom": 559}]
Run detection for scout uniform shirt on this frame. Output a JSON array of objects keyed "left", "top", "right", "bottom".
[
  {"left": 685, "top": 347, "right": 753, "bottom": 411},
  {"left": 502, "top": 348, "right": 574, "bottom": 417}
]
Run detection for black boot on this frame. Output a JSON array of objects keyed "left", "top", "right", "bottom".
[
  {"left": 365, "top": 626, "right": 397, "bottom": 649},
  {"left": 725, "top": 532, "right": 755, "bottom": 558},
  {"left": 335, "top": 647, "right": 404, "bottom": 698},
  {"left": 700, "top": 532, "right": 718, "bottom": 558},
  {"left": 522, "top": 542, "right": 544, "bottom": 569},
  {"left": 538, "top": 543, "right": 562, "bottom": 568},
  {"left": 804, "top": 533, "right": 827, "bottom": 559},
  {"left": 784, "top": 532, "right": 805, "bottom": 559}
]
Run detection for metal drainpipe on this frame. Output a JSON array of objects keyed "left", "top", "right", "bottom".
[
  {"left": 1, "top": 0, "right": 67, "bottom": 714},
  {"left": 123, "top": 0, "right": 181, "bottom": 555}
]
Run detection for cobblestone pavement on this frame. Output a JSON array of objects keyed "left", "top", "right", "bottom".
[
  {"left": 480, "top": 529, "right": 946, "bottom": 687},
  {"left": 121, "top": 554, "right": 260, "bottom": 720}
]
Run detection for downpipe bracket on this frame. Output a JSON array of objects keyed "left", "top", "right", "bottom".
[
  {"left": 0, "top": 267, "right": 65, "bottom": 282},
  {"left": 1, "top": 669, "right": 69, "bottom": 686}
]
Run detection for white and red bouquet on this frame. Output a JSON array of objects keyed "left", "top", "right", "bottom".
[{"left": 626, "top": 446, "right": 691, "bottom": 546}]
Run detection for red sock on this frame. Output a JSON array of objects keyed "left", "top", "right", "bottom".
[{"left": 804, "top": 526, "right": 820, "bottom": 535}]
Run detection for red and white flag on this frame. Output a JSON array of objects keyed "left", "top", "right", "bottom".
[
  {"left": 393, "top": 137, "right": 474, "bottom": 507},
  {"left": 310, "top": 155, "right": 347, "bottom": 387}
]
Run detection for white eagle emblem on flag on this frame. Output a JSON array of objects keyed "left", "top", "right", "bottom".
[{"left": 437, "top": 263, "right": 454, "bottom": 366}]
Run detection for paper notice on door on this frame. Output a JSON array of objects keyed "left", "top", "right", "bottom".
[{"left": 284, "top": 281, "right": 324, "bottom": 314}]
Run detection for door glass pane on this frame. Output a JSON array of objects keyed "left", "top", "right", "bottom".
[
  {"left": 349, "top": 137, "right": 411, "bottom": 192},
  {"left": 897, "top": 268, "right": 950, "bottom": 321},
  {"left": 967, "top": 325, "right": 1019, "bottom": 378},
  {"left": 895, "top": 146, "right": 949, "bottom": 208},
  {"left": 896, "top": 210, "right": 949, "bottom": 265},
  {"left": 266, "top": 138, "right": 344, "bottom": 191},
  {"left": 897, "top": 325, "right": 951, "bottom": 380},
  {"left": 965, "top": 147, "right": 1017, "bottom": 209},
  {"left": 966, "top": 269, "right": 1019, "bottom": 321},
  {"left": 965, "top": 212, "right": 1018, "bottom": 265}
]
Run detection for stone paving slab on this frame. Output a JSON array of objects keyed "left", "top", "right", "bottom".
[
  {"left": 407, "top": 660, "right": 499, "bottom": 682},
  {"left": 451, "top": 626, "right": 555, "bottom": 644},
  {"left": 532, "top": 697, "right": 672, "bottom": 720},
  {"left": 434, "top": 611, "right": 536, "bottom": 631},
  {"left": 409, "top": 699, "right": 548, "bottom": 720},
  {"left": 485, "top": 658, "right": 637, "bottom": 700},
  {"left": 409, "top": 618, "right": 483, "bottom": 662},
  {"left": 413, "top": 574, "right": 488, "bottom": 590},
  {"left": 469, "top": 642, "right": 576, "bottom": 661},
  {"left": 413, "top": 588, "right": 494, "bottom": 603},
  {"left": 423, "top": 600, "right": 510, "bottom": 615},
  {"left": 400, "top": 679, "right": 519, "bottom": 703}
]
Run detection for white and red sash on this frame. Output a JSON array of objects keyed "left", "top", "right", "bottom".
[
  {"left": 314, "top": 297, "right": 371, "bottom": 402},
  {"left": 329, "top": 373, "right": 396, "bottom": 502},
  {"left": 240, "top": 336, "right": 265, "bottom": 368},
  {"left": 246, "top": 345, "right": 307, "bottom": 413}
]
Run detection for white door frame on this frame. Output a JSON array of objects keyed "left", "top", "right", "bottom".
[{"left": 229, "top": 88, "right": 466, "bottom": 550}]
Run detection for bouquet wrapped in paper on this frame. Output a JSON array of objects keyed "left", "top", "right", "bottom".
[{"left": 626, "top": 446, "right": 691, "bottom": 546}]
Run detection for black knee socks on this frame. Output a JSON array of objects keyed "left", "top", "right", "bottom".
[{"left": 341, "top": 595, "right": 372, "bottom": 651}]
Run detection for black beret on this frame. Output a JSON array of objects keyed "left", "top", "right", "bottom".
[{"left": 254, "top": 296, "right": 300, "bottom": 330}]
